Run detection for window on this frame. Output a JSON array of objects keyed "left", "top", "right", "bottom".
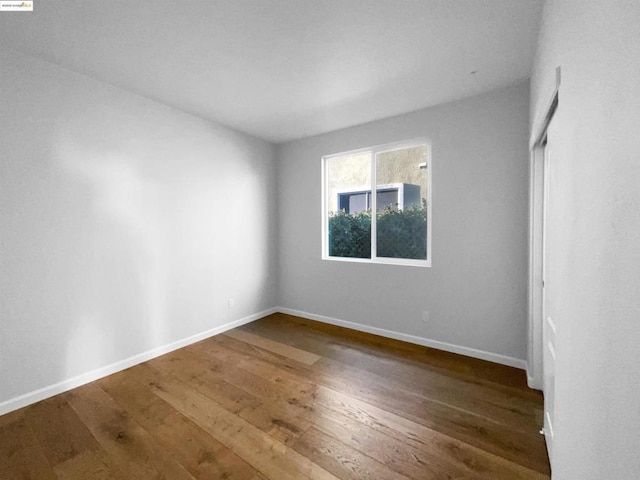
[{"left": 322, "top": 139, "right": 431, "bottom": 266}]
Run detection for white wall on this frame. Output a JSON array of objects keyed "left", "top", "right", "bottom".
[
  {"left": 530, "top": 1, "right": 640, "bottom": 478},
  {"left": 0, "top": 48, "right": 278, "bottom": 411},
  {"left": 277, "top": 83, "right": 530, "bottom": 365}
]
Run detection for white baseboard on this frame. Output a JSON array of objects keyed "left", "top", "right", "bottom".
[
  {"left": 0, "top": 307, "right": 277, "bottom": 417},
  {"left": 527, "top": 373, "right": 543, "bottom": 391},
  {"left": 276, "top": 307, "right": 527, "bottom": 370}
]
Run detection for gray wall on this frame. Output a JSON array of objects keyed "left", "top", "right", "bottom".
[
  {"left": 0, "top": 47, "right": 278, "bottom": 408},
  {"left": 277, "top": 83, "right": 530, "bottom": 363},
  {"left": 530, "top": 1, "right": 640, "bottom": 478}
]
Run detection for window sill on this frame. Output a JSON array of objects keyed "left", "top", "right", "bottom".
[{"left": 322, "top": 255, "right": 431, "bottom": 268}]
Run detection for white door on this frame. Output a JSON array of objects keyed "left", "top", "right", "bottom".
[{"left": 541, "top": 119, "right": 557, "bottom": 468}]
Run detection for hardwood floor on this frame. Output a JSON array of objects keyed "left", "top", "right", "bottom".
[{"left": 0, "top": 313, "right": 550, "bottom": 479}]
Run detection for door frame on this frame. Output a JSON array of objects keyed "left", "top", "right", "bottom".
[{"left": 527, "top": 67, "right": 561, "bottom": 390}]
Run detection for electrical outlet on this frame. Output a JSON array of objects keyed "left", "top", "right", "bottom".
[
  {"left": 228, "top": 298, "right": 235, "bottom": 309},
  {"left": 422, "top": 311, "right": 429, "bottom": 323}
]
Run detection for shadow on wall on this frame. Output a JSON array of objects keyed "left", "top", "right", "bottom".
[
  {"left": 47, "top": 101, "right": 273, "bottom": 383},
  {"left": 55, "top": 138, "right": 170, "bottom": 378}
]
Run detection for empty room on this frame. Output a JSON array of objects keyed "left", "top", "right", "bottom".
[{"left": 1, "top": 1, "right": 638, "bottom": 479}]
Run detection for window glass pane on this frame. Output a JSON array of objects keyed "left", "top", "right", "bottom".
[
  {"left": 376, "top": 189, "right": 398, "bottom": 211},
  {"left": 375, "top": 146, "right": 428, "bottom": 260},
  {"left": 347, "top": 193, "right": 368, "bottom": 214},
  {"left": 326, "top": 153, "right": 372, "bottom": 258}
]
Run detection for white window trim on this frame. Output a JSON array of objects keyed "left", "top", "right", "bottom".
[{"left": 321, "top": 138, "right": 432, "bottom": 268}]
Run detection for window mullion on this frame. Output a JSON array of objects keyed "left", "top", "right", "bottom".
[{"left": 370, "top": 151, "right": 377, "bottom": 260}]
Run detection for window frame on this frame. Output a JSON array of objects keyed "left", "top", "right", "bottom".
[{"left": 321, "top": 138, "right": 432, "bottom": 267}]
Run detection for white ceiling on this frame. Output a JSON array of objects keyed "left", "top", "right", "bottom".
[{"left": 0, "top": 0, "right": 543, "bottom": 143}]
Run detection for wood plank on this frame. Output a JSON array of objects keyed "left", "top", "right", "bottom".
[
  {"left": 198, "top": 338, "right": 460, "bottom": 478},
  {"left": 145, "top": 366, "right": 339, "bottom": 480},
  {"left": 243, "top": 313, "right": 535, "bottom": 391},
  {"left": 151, "top": 412, "right": 264, "bottom": 480},
  {"left": 54, "top": 450, "right": 125, "bottom": 480},
  {"left": 148, "top": 346, "right": 315, "bottom": 445},
  {"left": 25, "top": 394, "right": 101, "bottom": 467},
  {"left": 311, "top": 386, "right": 549, "bottom": 480},
  {"left": 313, "top": 354, "right": 541, "bottom": 428},
  {"left": 0, "top": 415, "right": 57, "bottom": 480},
  {"left": 98, "top": 369, "right": 176, "bottom": 431},
  {"left": 187, "top": 344, "right": 318, "bottom": 407},
  {"left": 305, "top": 404, "right": 470, "bottom": 480},
  {"left": 224, "top": 329, "right": 322, "bottom": 365},
  {"left": 206, "top": 331, "right": 550, "bottom": 474},
  {"left": 65, "top": 383, "right": 196, "bottom": 480},
  {"left": 194, "top": 336, "right": 536, "bottom": 479},
  {"left": 99, "top": 367, "right": 265, "bottom": 480},
  {"left": 292, "top": 427, "right": 414, "bottom": 480},
  {"left": 242, "top": 315, "right": 542, "bottom": 416},
  {"left": 148, "top": 350, "right": 263, "bottom": 414}
]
